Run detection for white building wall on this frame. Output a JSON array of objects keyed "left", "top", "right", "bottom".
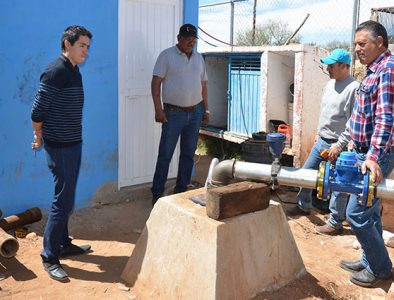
[
  {"left": 205, "top": 56, "right": 228, "bottom": 128},
  {"left": 293, "top": 46, "right": 329, "bottom": 167},
  {"left": 262, "top": 51, "right": 295, "bottom": 131}
]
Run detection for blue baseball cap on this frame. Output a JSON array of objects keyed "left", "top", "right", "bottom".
[{"left": 320, "top": 48, "right": 351, "bottom": 65}]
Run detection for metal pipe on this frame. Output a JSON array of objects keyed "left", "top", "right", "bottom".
[
  {"left": 210, "top": 159, "right": 317, "bottom": 188},
  {"left": 205, "top": 157, "right": 219, "bottom": 187},
  {"left": 0, "top": 208, "right": 42, "bottom": 231},
  {"left": 211, "top": 159, "right": 235, "bottom": 186},
  {"left": 0, "top": 227, "right": 19, "bottom": 258},
  {"left": 209, "top": 159, "right": 394, "bottom": 200},
  {"left": 233, "top": 161, "right": 317, "bottom": 189},
  {"left": 376, "top": 179, "right": 394, "bottom": 199}
]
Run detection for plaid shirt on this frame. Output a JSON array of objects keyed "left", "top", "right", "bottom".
[{"left": 349, "top": 50, "right": 394, "bottom": 162}]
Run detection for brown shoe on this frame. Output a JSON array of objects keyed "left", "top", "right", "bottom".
[
  {"left": 316, "top": 224, "right": 343, "bottom": 235},
  {"left": 286, "top": 205, "right": 310, "bottom": 217}
]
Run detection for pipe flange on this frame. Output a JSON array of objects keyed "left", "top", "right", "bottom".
[
  {"left": 317, "top": 161, "right": 326, "bottom": 199},
  {"left": 367, "top": 174, "right": 376, "bottom": 207}
]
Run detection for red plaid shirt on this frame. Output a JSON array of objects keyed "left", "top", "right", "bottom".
[{"left": 349, "top": 50, "right": 394, "bottom": 162}]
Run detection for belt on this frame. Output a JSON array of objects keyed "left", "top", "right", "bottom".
[
  {"left": 164, "top": 101, "right": 202, "bottom": 113},
  {"left": 354, "top": 145, "right": 369, "bottom": 154},
  {"left": 354, "top": 145, "right": 393, "bottom": 154},
  {"left": 320, "top": 137, "right": 338, "bottom": 144}
]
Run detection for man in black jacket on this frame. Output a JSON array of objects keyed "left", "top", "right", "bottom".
[{"left": 31, "top": 25, "right": 92, "bottom": 281}]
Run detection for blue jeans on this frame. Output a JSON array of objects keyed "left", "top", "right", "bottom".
[
  {"left": 327, "top": 192, "right": 348, "bottom": 229},
  {"left": 346, "top": 151, "right": 394, "bottom": 277},
  {"left": 297, "top": 138, "right": 347, "bottom": 227},
  {"left": 151, "top": 103, "right": 204, "bottom": 199},
  {"left": 41, "top": 143, "right": 82, "bottom": 264}
]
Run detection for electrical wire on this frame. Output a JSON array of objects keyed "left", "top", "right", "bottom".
[
  {"left": 198, "top": 26, "right": 239, "bottom": 47},
  {"left": 198, "top": 35, "right": 218, "bottom": 47},
  {"left": 272, "top": 188, "right": 297, "bottom": 204},
  {"left": 237, "top": 68, "right": 249, "bottom": 136}
]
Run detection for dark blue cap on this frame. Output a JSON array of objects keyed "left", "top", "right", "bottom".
[{"left": 179, "top": 24, "right": 197, "bottom": 38}]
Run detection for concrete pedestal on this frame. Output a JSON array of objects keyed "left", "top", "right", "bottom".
[{"left": 121, "top": 188, "right": 305, "bottom": 299}]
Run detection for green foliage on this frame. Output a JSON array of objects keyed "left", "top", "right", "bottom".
[
  {"left": 196, "top": 136, "right": 243, "bottom": 160},
  {"left": 236, "top": 19, "right": 301, "bottom": 46}
]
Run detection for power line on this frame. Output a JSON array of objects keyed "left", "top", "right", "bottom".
[
  {"left": 199, "top": 0, "right": 247, "bottom": 9},
  {"left": 198, "top": 26, "right": 239, "bottom": 46},
  {"left": 198, "top": 35, "right": 218, "bottom": 47}
]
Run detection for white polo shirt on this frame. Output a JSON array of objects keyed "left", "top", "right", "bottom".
[{"left": 153, "top": 45, "right": 208, "bottom": 107}]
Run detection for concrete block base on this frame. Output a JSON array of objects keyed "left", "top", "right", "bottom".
[{"left": 121, "top": 188, "right": 305, "bottom": 299}]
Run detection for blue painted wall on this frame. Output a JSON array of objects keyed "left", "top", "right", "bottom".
[
  {"left": 184, "top": 0, "right": 199, "bottom": 27},
  {"left": 0, "top": 0, "right": 198, "bottom": 216},
  {"left": 0, "top": 0, "right": 119, "bottom": 216}
]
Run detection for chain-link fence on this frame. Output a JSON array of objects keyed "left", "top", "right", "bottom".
[{"left": 198, "top": 0, "right": 394, "bottom": 52}]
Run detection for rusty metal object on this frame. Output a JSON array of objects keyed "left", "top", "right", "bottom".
[
  {"left": 0, "top": 208, "right": 42, "bottom": 231},
  {"left": 0, "top": 227, "right": 19, "bottom": 258}
]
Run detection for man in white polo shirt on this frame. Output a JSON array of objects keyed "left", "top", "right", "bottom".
[{"left": 151, "top": 24, "right": 209, "bottom": 205}]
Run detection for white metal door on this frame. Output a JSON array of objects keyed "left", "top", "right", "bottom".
[{"left": 119, "top": 0, "right": 182, "bottom": 188}]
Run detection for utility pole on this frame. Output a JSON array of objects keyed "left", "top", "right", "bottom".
[
  {"left": 350, "top": 0, "right": 360, "bottom": 76},
  {"left": 252, "top": 0, "right": 257, "bottom": 46}
]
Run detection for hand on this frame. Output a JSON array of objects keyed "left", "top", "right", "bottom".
[
  {"left": 328, "top": 144, "right": 341, "bottom": 161},
  {"left": 155, "top": 109, "right": 167, "bottom": 123},
  {"left": 320, "top": 149, "right": 330, "bottom": 160},
  {"left": 314, "top": 134, "right": 319, "bottom": 143},
  {"left": 202, "top": 111, "right": 210, "bottom": 125},
  {"left": 347, "top": 140, "right": 354, "bottom": 151},
  {"left": 32, "top": 131, "right": 43, "bottom": 154},
  {"left": 361, "top": 159, "right": 382, "bottom": 184}
]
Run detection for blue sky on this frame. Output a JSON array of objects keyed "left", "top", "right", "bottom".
[{"left": 198, "top": 0, "right": 394, "bottom": 50}]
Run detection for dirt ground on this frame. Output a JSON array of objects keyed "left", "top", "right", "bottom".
[{"left": 1, "top": 155, "right": 394, "bottom": 300}]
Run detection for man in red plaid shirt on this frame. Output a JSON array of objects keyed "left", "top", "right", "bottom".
[{"left": 337, "top": 21, "right": 394, "bottom": 288}]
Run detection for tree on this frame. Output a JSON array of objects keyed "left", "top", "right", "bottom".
[
  {"left": 236, "top": 20, "right": 301, "bottom": 46},
  {"left": 324, "top": 40, "right": 350, "bottom": 51}
]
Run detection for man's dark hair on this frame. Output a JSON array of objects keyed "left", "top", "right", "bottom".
[
  {"left": 61, "top": 25, "right": 92, "bottom": 51},
  {"left": 356, "top": 20, "right": 388, "bottom": 48}
]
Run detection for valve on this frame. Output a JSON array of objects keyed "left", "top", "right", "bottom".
[
  {"left": 317, "top": 151, "right": 375, "bottom": 206},
  {"left": 266, "top": 133, "right": 286, "bottom": 190}
]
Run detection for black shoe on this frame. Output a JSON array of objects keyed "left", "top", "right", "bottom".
[
  {"left": 43, "top": 262, "right": 68, "bottom": 281},
  {"left": 350, "top": 268, "right": 392, "bottom": 288},
  {"left": 286, "top": 205, "right": 310, "bottom": 217},
  {"left": 340, "top": 260, "right": 365, "bottom": 273},
  {"left": 60, "top": 243, "right": 91, "bottom": 258}
]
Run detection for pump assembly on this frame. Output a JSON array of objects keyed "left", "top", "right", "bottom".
[{"left": 206, "top": 133, "right": 394, "bottom": 205}]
